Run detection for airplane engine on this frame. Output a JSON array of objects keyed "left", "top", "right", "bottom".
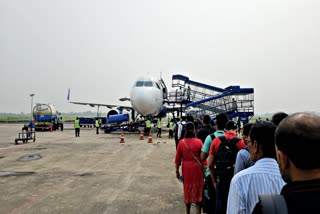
[{"left": 107, "top": 109, "right": 118, "bottom": 118}]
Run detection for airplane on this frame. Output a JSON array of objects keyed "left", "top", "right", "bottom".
[{"left": 67, "top": 75, "right": 170, "bottom": 121}]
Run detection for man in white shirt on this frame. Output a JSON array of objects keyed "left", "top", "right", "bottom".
[{"left": 226, "top": 121, "right": 285, "bottom": 214}]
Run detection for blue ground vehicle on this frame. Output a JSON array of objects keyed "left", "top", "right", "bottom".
[
  {"left": 102, "top": 113, "right": 140, "bottom": 133},
  {"left": 79, "top": 117, "right": 107, "bottom": 128}
]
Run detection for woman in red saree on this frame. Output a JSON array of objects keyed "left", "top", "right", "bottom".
[{"left": 175, "top": 122, "right": 204, "bottom": 214}]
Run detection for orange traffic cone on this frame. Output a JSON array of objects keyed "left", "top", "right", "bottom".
[
  {"left": 120, "top": 136, "right": 125, "bottom": 143},
  {"left": 139, "top": 131, "right": 144, "bottom": 140},
  {"left": 147, "top": 134, "right": 153, "bottom": 144}
]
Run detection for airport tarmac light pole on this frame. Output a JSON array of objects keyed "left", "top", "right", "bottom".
[{"left": 30, "top": 93, "right": 35, "bottom": 121}]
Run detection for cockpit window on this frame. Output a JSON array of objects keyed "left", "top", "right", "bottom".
[
  {"left": 144, "top": 81, "right": 153, "bottom": 87},
  {"left": 156, "top": 83, "right": 161, "bottom": 89},
  {"left": 136, "top": 81, "right": 144, "bottom": 87}
]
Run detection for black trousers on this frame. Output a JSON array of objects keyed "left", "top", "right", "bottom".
[
  {"left": 169, "top": 130, "right": 173, "bottom": 139},
  {"left": 75, "top": 128, "right": 80, "bottom": 137},
  {"left": 203, "top": 175, "right": 216, "bottom": 214},
  {"left": 157, "top": 128, "right": 162, "bottom": 137}
]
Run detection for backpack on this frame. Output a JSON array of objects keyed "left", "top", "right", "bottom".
[
  {"left": 214, "top": 136, "right": 241, "bottom": 184},
  {"left": 257, "top": 194, "right": 288, "bottom": 214}
]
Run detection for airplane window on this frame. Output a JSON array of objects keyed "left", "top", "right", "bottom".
[
  {"left": 156, "top": 83, "right": 161, "bottom": 89},
  {"left": 136, "top": 81, "right": 144, "bottom": 87},
  {"left": 144, "top": 81, "right": 153, "bottom": 87}
]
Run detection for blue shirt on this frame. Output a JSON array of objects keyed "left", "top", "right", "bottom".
[
  {"left": 234, "top": 148, "right": 255, "bottom": 175},
  {"left": 227, "top": 158, "right": 285, "bottom": 214}
]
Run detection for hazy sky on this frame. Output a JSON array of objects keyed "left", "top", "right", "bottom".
[{"left": 1, "top": 0, "right": 319, "bottom": 114}]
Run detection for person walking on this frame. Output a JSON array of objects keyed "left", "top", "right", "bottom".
[
  {"left": 200, "top": 113, "right": 229, "bottom": 214},
  {"left": 175, "top": 122, "right": 204, "bottom": 214},
  {"left": 74, "top": 117, "right": 80, "bottom": 137},
  {"left": 208, "top": 121, "right": 246, "bottom": 214},
  {"left": 233, "top": 123, "right": 254, "bottom": 175},
  {"left": 232, "top": 98, "right": 238, "bottom": 113},
  {"left": 197, "top": 114, "right": 215, "bottom": 144},
  {"left": 227, "top": 121, "right": 285, "bottom": 214},
  {"left": 168, "top": 118, "right": 174, "bottom": 139},
  {"left": 186, "top": 85, "right": 191, "bottom": 101},
  {"left": 253, "top": 113, "right": 320, "bottom": 213}
]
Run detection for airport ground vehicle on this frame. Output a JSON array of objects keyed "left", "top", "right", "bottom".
[
  {"left": 33, "top": 103, "right": 59, "bottom": 131},
  {"left": 102, "top": 113, "right": 140, "bottom": 133},
  {"left": 15, "top": 122, "right": 36, "bottom": 144},
  {"left": 78, "top": 117, "right": 107, "bottom": 128}
]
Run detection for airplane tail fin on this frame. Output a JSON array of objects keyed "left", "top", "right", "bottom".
[{"left": 67, "top": 88, "right": 70, "bottom": 101}]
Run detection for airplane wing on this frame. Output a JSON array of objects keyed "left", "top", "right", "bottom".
[
  {"left": 69, "top": 101, "right": 133, "bottom": 111},
  {"left": 67, "top": 89, "right": 133, "bottom": 111}
]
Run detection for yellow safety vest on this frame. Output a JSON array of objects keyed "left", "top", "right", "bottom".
[
  {"left": 95, "top": 120, "right": 100, "bottom": 127},
  {"left": 169, "top": 121, "right": 173, "bottom": 130},
  {"left": 157, "top": 120, "right": 161, "bottom": 128},
  {"left": 146, "top": 120, "right": 151, "bottom": 128},
  {"left": 74, "top": 119, "right": 80, "bottom": 128}
]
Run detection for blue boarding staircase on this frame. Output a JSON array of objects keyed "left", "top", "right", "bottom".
[{"left": 168, "top": 74, "right": 254, "bottom": 123}]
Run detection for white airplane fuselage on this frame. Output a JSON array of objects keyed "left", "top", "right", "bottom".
[{"left": 129, "top": 77, "right": 164, "bottom": 116}]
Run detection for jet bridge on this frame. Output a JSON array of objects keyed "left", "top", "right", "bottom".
[{"left": 169, "top": 74, "right": 254, "bottom": 123}]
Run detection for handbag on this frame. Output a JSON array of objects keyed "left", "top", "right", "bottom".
[{"left": 182, "top": 140, "right": 206, "bottom": 178}]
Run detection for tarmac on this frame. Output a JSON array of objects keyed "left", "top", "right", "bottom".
[{"left": 0, "top": 124, "right": 196, "bottom": 214}]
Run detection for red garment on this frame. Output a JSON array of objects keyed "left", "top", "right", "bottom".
[
  {"left": 175, "top": 137, "right": 204, "bottom": 203},
  {"left": 209, "top": 131, "right": 246, "bottom": 155}
]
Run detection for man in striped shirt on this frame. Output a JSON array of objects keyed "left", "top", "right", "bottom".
[{"left": 226, "top": 121, "right": 285, "bottom": 214}]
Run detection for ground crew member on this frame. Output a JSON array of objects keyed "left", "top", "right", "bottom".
[
  {"left": 74, "top": 117, "right": 80, "bottom": 137},
  {"left": 157, "top": 118, "right": 162, "bottom": 138},
  {"left": 145, "top": 118, "right": 151, "bottom": 136},
  {"left": 59, "top": 117, "right": 64, "bottom": 131},
  {"left": 95, "top": 118, "right": 100, "bottom": 134}
]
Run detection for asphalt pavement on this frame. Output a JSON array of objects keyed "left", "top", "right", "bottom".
[{"left": 0, "top": 124, "right": 197, "bottom": 214}]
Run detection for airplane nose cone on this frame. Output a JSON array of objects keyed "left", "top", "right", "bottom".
[{"left": 130, "top": 88, "right": 161, "bottom": 116}]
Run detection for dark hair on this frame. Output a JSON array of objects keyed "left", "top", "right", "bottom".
[
  {"left": 272, "top": 112, "right": 288, "bottom": 126},
  {"left": 242, "top": 123, "right": 253, "bottom": 136},
  {"left": 275, "top": 113, "right": 320, "bottom": 169},
  {"left": 249, "top": 121, "right": 277, "bottom": 158},
  {"left": 225, "top": 121, "right": 237, "bottom": 131},
  {"left": 187, "top": 115, "right": 194, "bottom": 123},
  {"left": 215, "top": 113, "right": 229, "bottom": 130},
  {"left": 202, "top": 114, "right": 211, "bottom": 125},
  {"left": 185, "top": 122, "right": 196, "bottom": 138}
]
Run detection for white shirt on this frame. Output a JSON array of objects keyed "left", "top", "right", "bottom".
[
  {"left": 177, "top": 121, "right": 186, "bottom": 139},
  {"left": 227, "top": 158, "right": 286, "bottom": 214}
]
